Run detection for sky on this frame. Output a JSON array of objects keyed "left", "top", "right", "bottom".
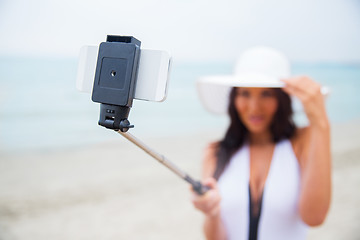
[{"left": 0, "top": 0, "right": 359, "bottom": 62}]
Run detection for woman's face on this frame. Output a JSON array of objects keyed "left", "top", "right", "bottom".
[{"left": 234, "top": 87, "right": 279, "bottom": 134}]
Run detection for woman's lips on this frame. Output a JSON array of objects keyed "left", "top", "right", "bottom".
[{"left": 249, "top": 115, "right": 265, "bottom": 125}]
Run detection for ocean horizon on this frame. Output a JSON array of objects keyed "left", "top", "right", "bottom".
[{"left": 0, "top": 56, "right": 359, "bottom": 153}]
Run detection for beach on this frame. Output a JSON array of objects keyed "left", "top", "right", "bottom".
[
  {"left": 1, "top": 0, "right": 359, "bottom": 237},
  {"left": 0, "top": 119, "right": 359, "bottom": 239}
]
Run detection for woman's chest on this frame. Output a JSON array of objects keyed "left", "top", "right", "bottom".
[{"left": 249, "top": 144, "right": 275, "bottom": 201}]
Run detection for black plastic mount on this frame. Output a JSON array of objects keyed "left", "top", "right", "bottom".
[{"left": 91, "top": 36, "right": 141, "bottom": 131}]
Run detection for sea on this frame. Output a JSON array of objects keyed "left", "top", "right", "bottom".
[{"left": 0, "top": 56, "right": 359, "bottom": 153}]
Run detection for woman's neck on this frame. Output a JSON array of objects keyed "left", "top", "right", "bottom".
[{"left": 249, "top": 130, "right": 273, "bottom": 145}]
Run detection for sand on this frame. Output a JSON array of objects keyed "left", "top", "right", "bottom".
[{"left": 0, "top": 120, "right": 359, "bottom": 240}]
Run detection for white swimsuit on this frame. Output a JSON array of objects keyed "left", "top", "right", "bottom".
[{"left": 218, "top": 139, "right": 308, "bottom": 240}]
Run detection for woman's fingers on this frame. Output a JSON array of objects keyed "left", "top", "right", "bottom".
[
  {"left": 191, "top": 177, "right": 221, "bottom": 217},
  {"left": 203, "top": 177, "right": 218, "bottom": 189},
  {"left": 192, "top": 190, "right": 219, "bottom": 211},
  {"left": 282, "top": 76, "right": 322, "bottom": 103},
  {"left": 282, "top": 77, "right": 309, "bottom": 98},
  {"left": 282, "top": 80, "right": 307, "bottom": 101}
]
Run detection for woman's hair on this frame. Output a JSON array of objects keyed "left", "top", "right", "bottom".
[{"left": 213, "top": 88, "right": 296, "bottom": 180}]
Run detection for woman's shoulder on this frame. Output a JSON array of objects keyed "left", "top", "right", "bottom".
[{"left": 201, "top": 142, "right": 219, "bottom": 179}]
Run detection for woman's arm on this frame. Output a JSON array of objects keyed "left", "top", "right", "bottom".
[
  {"left": 283, "top": 76, "right": 332, "bottom": 226},
  {"left": 191, "top": 145, "right": 227, "bottom": 240}
]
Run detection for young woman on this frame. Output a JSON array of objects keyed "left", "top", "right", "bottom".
[{"left": 192, "top": 47, "right": 331, "bottom": 240}]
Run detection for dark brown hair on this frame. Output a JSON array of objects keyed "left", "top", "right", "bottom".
[{"left": 213, "top": 88, "right": 296, "bottom": 180}]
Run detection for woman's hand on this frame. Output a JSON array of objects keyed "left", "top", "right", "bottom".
[
  {"left": 191, "top": 177, "right": 222, "bottom": 218},
  {"left": 282, "top": 76, "right": 329, "bottom": 128}
]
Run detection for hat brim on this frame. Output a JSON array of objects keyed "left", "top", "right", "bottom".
[
  {"left": 197, "top": 73, "right": 330, "bottom": 115},
  {"left": 196, "top": 73, "right": 284, "bottom": 115}
]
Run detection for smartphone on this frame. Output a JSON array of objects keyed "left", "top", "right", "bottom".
[{"left": 76, "top": 45, "right": 171, "bottom": 102}]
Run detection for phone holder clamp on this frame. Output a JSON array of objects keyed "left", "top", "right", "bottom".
[{"left": 91, "top": 35, "right": 141, "bottom": 132}]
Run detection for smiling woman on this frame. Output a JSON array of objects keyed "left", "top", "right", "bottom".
[
  {"left": 191, "top": 47, "right": 331, "bottom": 240},
  {"left": 235, "top": 88, "right": 279, "bottom": 134}
]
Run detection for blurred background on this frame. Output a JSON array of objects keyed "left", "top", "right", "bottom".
[{"left": 0, "top": 0, "right": 359, "bottom": 239}]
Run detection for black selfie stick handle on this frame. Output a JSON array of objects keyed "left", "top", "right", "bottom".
[
  {"left": 185, "top": 175, "right": 211, "bottom": 195},
  {"left": 117, "top": 131, "right": 209, "bottom": 195}
]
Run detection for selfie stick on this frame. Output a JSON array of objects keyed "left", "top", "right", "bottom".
[
  {"left": 117, "top": 130, "right": 209, "bottom": 195},
  {"left": 91, "top": 35, "right": 209, "bottom": 195}
]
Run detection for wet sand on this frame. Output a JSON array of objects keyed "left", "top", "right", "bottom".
[{"left": 0, "top": 120, "right": 359, "bottom": 239}]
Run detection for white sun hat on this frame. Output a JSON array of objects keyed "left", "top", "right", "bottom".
[
  {"left": 197, "top": 46, "right": 291, "bottom": 115},
  {"left": 197, "top": 46, "right": 330, "bottom": 115}
]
